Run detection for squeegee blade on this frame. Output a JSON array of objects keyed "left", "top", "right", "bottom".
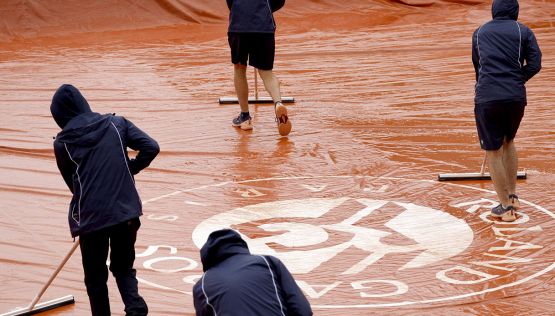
[
  {"left": 219, "top": 96, "right": 295, "bottom": 104},
  {"left": 1, "top": 295, "right": 75, "bottom": 316},
  {"left": 437, "top": 171, "right": 526, "bottom": 181}
]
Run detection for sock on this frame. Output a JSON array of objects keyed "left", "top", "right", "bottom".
[{"left": 240, "top": 111, "right": 250, "bottom": 120}]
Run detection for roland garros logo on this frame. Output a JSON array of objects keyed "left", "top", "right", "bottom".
[{"left": 136, "top": 176, "right": 554, "bottom": 309}]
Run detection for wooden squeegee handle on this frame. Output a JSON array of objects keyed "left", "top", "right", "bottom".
[
  {"left": 480, "top": 152, "right": 487, "bottom": 175},
  {"left": 254, "top": 67, "right": 259, "bottom": 100},
  {"left": 27, "top": 239, "right": 80, "bottom": 311}
]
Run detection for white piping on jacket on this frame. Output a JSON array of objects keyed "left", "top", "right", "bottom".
[
  {"left": 266, "top": 0, "right": 276, "bottom": 29},
  {"left": 515, "top": 21, "right": 522, "bottom": 68},
  {"left": 201, "top": 272, "right": 218, "bottom": 316},
  {"left": 111, "top": 122, "right": 135, "bottom": 184},
  {"left": 476, "top": 25, "right": 484, "bottom": 76},
  {"left": 64, "top": 143, "right": 81, "bottom": 225},
  {"left": 475, "top": 25, "right": 484, "bottom": 90},
  {"left": 259, "top": 255, "right": 286, "bottom": 316}
]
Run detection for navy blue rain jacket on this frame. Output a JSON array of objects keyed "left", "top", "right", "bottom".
[
  {"left": 51, "top": 84, "right": 159, "bottom": 237},
  {"left": 193, "top": 229, "right": 312, "bottom": 316},
  {"left": 472, "top": 0, "right": 542, "bottom": 105},
  {"left": 226, "top": 0, "right": 285, "bottom": 33}
]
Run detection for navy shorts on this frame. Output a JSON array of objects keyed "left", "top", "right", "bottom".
[
  {"left": 474, "top": 100, "right": 526, "bottom": 150},
  {"left": 228, "top": 32, "right": 275, "bottom": 70}
]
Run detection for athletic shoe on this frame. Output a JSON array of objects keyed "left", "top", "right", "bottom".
[
  {"left": 509, "top": 194, "right": 520, "bottom": 210},
  {"left": 275, "top": 102, "right": 292, "bottom": 136},
  {"left": 490, "top": 204, "right": 517, "bottom": 222},
  {"left": 232, "top": 114, "right": 253, "bottom": 130}
]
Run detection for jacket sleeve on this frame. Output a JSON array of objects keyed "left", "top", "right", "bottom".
[
  {"left": 226, "top": 0, "right": 232, "bottom": 10},
  {"left": 193, "top": 279, "right": 214, "bottom": 316},
  {"left": 472, "top": 29, "right": 480, "bottom": 82},
  {"left": 269, "top": 256, "right": 312, "bottom": 316},
  {"left": 124, "top": 118, "right": 160, "bottom": 175},
  {"left": 53, "top": 140, "right": 76, "bottom": 193},
  {"left": 270, "top": 0, "right": 285, "bottom": 12},
  {"left": 522, "top": 27, "right": 542, "bottom": 82}
]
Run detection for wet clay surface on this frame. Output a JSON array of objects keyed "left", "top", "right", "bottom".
[{"left": 1, "top": 1, "right": 554, "bottom": 315}]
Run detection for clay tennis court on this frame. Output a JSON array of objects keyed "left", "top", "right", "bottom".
[{"left": 1, "top": 0, "right": 554, "bottom": 315}]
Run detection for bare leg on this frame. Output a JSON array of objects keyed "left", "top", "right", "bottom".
[
  {"left": 503, "top": 139, "right": 518, "bottom": 196},
  {"left": 257, "top": 69, "right": 281, "bottom": 103},
  {"left": 258, "top": 68, "right": 290, "bottom": 135},
  {"left": 487, "top": 146, "right": 510, "bottom": 207},
  {"left": 234, "top": 64, "right": 249, "bottom": 113}
]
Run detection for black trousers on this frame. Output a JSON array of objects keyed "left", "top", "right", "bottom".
[{"left": 79, "top": 218, "right": 148, "bottom": 316}]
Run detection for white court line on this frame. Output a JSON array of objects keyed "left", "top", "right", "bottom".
[{"left": 137, "top": 277, "right": 191, "bottom": 296}]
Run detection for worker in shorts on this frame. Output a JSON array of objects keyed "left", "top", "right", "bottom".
[
  {"left": 226, "top": 0, "right": 292, "bottom": 136},
  {"left": 472, "top": 0, "right": 541, "bottom": 221}
]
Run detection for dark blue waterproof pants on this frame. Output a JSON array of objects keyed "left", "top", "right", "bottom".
[{"left": 80, "top": 218, "right": 148, "bottom": 316}]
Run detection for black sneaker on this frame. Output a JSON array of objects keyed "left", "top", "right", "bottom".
[
  {"left": 490, "top": 204, "right": 517, "bottom": 222},
  {"left": 232, "top": 114, "right": 253, "bottom": 130}
]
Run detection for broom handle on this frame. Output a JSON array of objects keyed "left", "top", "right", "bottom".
[
  {"left": 254, "top": 67, "right": 259, "bottom": 100},
  {"left": 480, "top": 152, "right": 487, "bottom": 175},
  {"left": 28, "top": 239, "right": 80, "bottom": 310}
]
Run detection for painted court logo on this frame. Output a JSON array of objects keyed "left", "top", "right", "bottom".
[{"left": 139, "top": 176, "right": 554, "bottom": 309}]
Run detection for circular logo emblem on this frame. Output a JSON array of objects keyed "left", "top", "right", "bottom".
[{"left": 137, "top": 176, "right": 554, "bottom": 309}]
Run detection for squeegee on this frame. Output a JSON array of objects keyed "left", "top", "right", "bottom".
[
  {"left": 1, "top": 240, "right": 79, "bottom": 316},
  {"left": 438, "top": 153, "right": 527, "bottom": 181},
  {"left": 219, "top": 67, "right": 295, "bottom": 104}
]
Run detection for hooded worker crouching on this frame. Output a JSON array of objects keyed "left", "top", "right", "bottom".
[{"left": 193, "top": 229, "right": 312, "bottom": 316}]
